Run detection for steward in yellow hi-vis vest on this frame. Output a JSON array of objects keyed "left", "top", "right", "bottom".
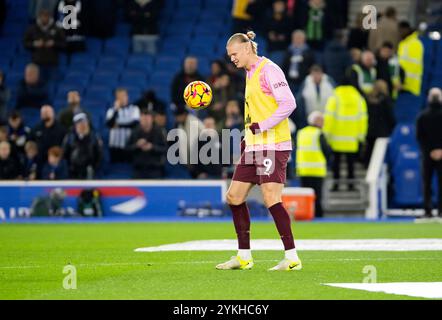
[
  {"left": 296, "top": 126, "right": 327, "bottom": 177},
  {"left": 295, "top": 111, "right": 331, "bottom": 217},
  {"left": 323, "top": 85, "right": 368, "bottom": 153},
  {"left": 244, "top": 58, "right": 291, "bottom": 147},
  {"left": 398, "top": 31, "right": 424, "bottom": 96}
]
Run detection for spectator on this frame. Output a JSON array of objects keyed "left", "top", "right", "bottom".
[
  {"left": 225, "top": 100, "right": 244, "bottom": 131},
  {"left": 24, "top": 9, "right": 66, "bottom": 83},
  {"left": 225, "top": 61, "right": 246, "bottom": 102},
  {"left": 81, "top": 0, "right": 117, "bottom": 38},
  {"left": 15, "top": 63, "right": 49, "bottom": 109},
  {"left": 191, "top": 117, "right": 223, "bottom": 179},
  {"left": 398, "top": 21, "right": 424, "bottom": 97},
  {"left": 135, "top": 90, "right": 166, "bottom": 128},
  {"left": 299, "top": 65, "right": 335, "bottom": 116},
  {"left": 376, "top": 42, "right": 404, "bottom": 99},
  {"left": 56, "top": 0, "right": 85, "bottom": 53},
  {"left": 347, "top": 12, "right": 369, "bottom": 50},
  {"left": 58, "top": 90, "right": 90, "bottom": 129},
  {"left": 364, "top": 80, "right": 395, "bottom": 167},
  {"left": 206, "top": 60, "right": 234, "bottom": 128},
  {"left": 174, "top": 105, "right": 204, "bottom": 169},
  {"left": 0, "top": 141, "right": 22, "bottom": 180},
  {"left": 29, "top": 105, "right": 67, "bottom": 163},
  {"left": 105, "top": 88, "right": 140, "bottom": 163},
  {"left": 22, "top": 140, "right": 40, "bottom": 180},
  {"left": 350, "top": 50, "right": 377, "bottom": 97},
  {"left": 323, "top": 29, "right": 352, "bottom": 85},
  {"left": 41, "top": 146, "right": 68, "bottom": 180},
  {"left": 8, "top": 110, "right": 31, "bottom": 156},
  {"left": 296, "top": 111, "right": 332, "bottom": 217},
  {"left": 0, "top": 70, "right": 9, "bottom": 123},
  {"left": 127, "top": 109, "right": 167, "bottom": 179},
  {"left": 302, "top": 0, "right": 332, "bottom": 50},
  {"left": 350, "top": 47, "right": 362, "bottom": 65},
  {"left": 266, "top": 0, "right": 291, "bottom": 60},
  {"left": 368, "top": 7, "right": 400, "bottom": 53},
  {"left": 231, "top": 0, "right": 253, "bottom": 33},
  {"left": 323, "top": 76, "right": 367, "bottom": 191},
  {"left": 282, "top": 30, "right": 316, "bottom": 94},
  {"left": 171, "top": 56, "right": 203, "bottom": 108},
  {"left": 62, "top": 113, "right": 103, "bottom": 179},
  {"left": 127, "top": 0, "right": 160, "bottom": 55},
  {"left": 28, "top": 0, "right": 59, "bottom": 21},
  {"left": 0, "top": 125, "right": 19, "bottom": 161},
  {"left": 416, "top": 88, "right": 442, "bottom": 218}
]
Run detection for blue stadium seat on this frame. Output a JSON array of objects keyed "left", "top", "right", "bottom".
[
  {"left": 126, "top": 54, "right": 154, "bottom": 72},
  {"left": 392, "top": 150, "right": 422, "bottom": 206},
  {"left": 19, "top": 107, "right": 40, "bottom": 128},
  {"left": 84, "top": 85, "right": 114, "bottom": 103},
  {"left": 387, "top": 123, "right": 419, "bottom": 169},
  {"left": 70, "top": 62, "right": 96, "bottom": 74},
  {"left": 91, "top": 71, "right": 119, "bottom": 88},
  {"left": 104, "top": 163, "right": 133, "bottom": 179},
  {"left": 70, "top": 54, "right": 97, "bottom": 66},
  {"left": 4, "top": 71, "right": 22, "bottom": 86},
  {"left": 120, "top": 71, "right": 148, "bottom": 87},
  {"left": 85, "top": 38, "right": 104, "bottom": 55},
  {"left": 64, "top": 72, "right": 90, "bottom": 87},
  {"left": 150, "top": 71, "right": 175, "bottom": 86},
  {"left": 104, "top": 37, "right": 131, "bottom": 56},
  {"left": 53, "top": 98, "right": 67, "bottom": 112}
]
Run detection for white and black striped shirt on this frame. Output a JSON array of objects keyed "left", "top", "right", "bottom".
[{"left": 106, "top": 104, "right": 140, "bottom": 149}]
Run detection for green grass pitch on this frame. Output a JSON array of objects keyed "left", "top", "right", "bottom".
[{"left": 0, "top": 221, "right": 441, "bottom": 300}]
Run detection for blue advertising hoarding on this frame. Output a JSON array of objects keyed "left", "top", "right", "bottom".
[{"left": 0, "top": 180, "right": 227, "bottom": 220}]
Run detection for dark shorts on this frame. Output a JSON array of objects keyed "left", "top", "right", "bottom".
[{"left": 232, "top": 150, "right": 291, "bottom": 185}]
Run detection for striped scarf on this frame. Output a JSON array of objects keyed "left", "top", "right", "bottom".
[{"left": 306, "top": 8, "right": 323, "bottom": 41}]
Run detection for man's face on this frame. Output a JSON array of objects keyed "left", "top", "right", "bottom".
[
  {"left": 0, "top": 143, "right": 11, "bottom": 160},
  {"left": 362, "top": 52, "right": 375, "bottom": 68},
  {"left": 140, "top": 113, "right": 153, "bottom": 128},
  {"left": 292, "top": 32, "right": 306, "bottom": 47},
  {"left": 75, "top": 120, "right": 89, "bottom": 136},
  {"left": 40, "top": 106, "right": 54, "bottom": 122},
  {"left": 68, "top": 91, "right": 81, "bottom": 105},
  {"left": 25, "top": 67, "right": 39, "bottom": 85},
  {"left": 226, "top": 101, "right": 240, "bottom": 117},
  {"left": 184, "top": 58, "right": 198, "bottom": 75},
  {"left": 379, "top": 47, "right": 393, "bottom": 59},
  {"left": 39, "top": 12, "right": 50, "bottom": 26},
  {"left": 203, "top": 117, "right": 216, "bottom": 130},
  {"left": 227, "top": 42, "right": 248, "bottom": 69},
  {"left": 116, "top": 91, "right": 129, "bottom": 106},
  {"left": 25, "top": 145, "right": 37, "bottom": 159},
  {"left": 273, "top": 1, "right": 285, "bottom": 14},
  {"left": 311, "top": 70, "right": 323, "bottom": 84},
  {"left": 175, "top": 113, "right": 187, "bottom": 124}
]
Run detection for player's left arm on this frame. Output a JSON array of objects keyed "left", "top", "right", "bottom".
[{"left": 249, "top": 63, "right": 296, "bottom": 134}]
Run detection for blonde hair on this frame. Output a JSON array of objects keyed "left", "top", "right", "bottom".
[{"left": 227, "top": 31, "right": 258, "bottom": 55}]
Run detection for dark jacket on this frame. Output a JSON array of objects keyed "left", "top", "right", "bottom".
[
  {"left": 0, "top": 83, "right": 9, "bottom": 122},
  {"left": 323, "top": 40, "right": 352, "bottom": 85},
  {"left": 127, "top": 0, "right": 160, "bottom": 35},
  {"left": 266, "top": 14, "right": 291, "bottom": 52},
  {"left": 347, "top": 28, "right": 369, "bottom": 50},
  {"left": 41, "top": 160, "right": 69, "bottom": 180},
  {"left": 15, "top": 79, "right": 49, "bottom": 109},
  {"left": 171, "top": 70, "right": 203, "bottom": 107},
  {"left": 367, "top": 94, "right": 396, "bottom": 138},
  {"left": 62, "top": 130, "right": 103, "bottom": 179},
  {"left": 0, "top": 156, "right": 22, "bottom": 179},
  {"left": 282, "top": 46, "right": 316, "bottom": 86},
  {"left": 23, "top": 19, "right": 66, "bottom": 66},
  {"left": 30, "top": 120, "right": 67, "bottom": 162},
  {"left": 127, "top": 124, "right": 167, "bottom": 171},
  {"left": 416, "top": 101, "right": 442, "bottom": 154}
]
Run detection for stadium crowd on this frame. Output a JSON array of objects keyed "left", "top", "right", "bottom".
[{"left": 0, "top": 0, "right": 434, "bottom": 183}]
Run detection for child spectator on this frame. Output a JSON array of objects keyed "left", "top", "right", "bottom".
[
  {"left": 22, "top": 141, "right": 40, "bottom": 180},
  {"left": 41, "top": 146, "right": 68, "bottom": 180},
  {"left": 8, "top": 110, "right": 31, "bottom": 156}
]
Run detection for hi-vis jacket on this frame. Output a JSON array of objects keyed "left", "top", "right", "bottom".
[
  {"left": 323, "top": 86, "right": 368, "bottom": 153},
  {"left": 398, "top": 31, "right": 424, "bottom": 96}
]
